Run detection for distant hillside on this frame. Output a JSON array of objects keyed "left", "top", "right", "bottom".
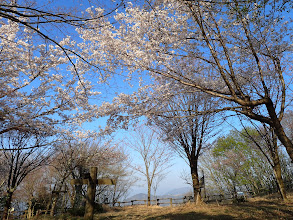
[
  {"left": 126, "top": 186, "right": 193, "bottom": 202},
  {"left": 126, "top": 193, "right": 151, "bottom": 201},
  {"left": 163, "top": 186, "right": 193, "bottom": 198}
]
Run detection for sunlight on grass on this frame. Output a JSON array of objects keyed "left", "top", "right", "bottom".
[{"left": 95, "top": 192, "right": 293, "bottom": 220}]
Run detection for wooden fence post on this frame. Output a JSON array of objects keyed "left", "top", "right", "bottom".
[
  {"left": 71, "top": 167, "right": 116, "bottom": 220},
  {"left": 156, "top": 199, "right": 160, "bottom": 206},
  {"left": 170, "top": 198, "right": 173, "bottom": 207}
]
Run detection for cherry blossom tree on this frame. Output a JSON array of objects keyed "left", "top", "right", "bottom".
[
  {"left": 0, "top": 0, "right": 125, "bottom": 141},
  {"left": 0, "top": 21, "right": 92, "bottom": 137},
  {"left": 79, "top": 0, "right": 293, "bottom": 162}
]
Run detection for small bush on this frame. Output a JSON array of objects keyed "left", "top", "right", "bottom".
[
  {"left": 68, "top": 207, "right": 85, "bottom": 216},
  {"left": 67, "top": 203, "right": 104, "bottom": 216},
  {"left": 94, "top": 203, "right": 104, "bottom": 213}
]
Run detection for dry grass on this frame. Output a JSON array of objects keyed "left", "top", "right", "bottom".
[
  {"left": 35, "top": 193, "right": 293, "bottom": 220},
  {"left": 95, "top": 193, "right": 293, "bottom": 220}
]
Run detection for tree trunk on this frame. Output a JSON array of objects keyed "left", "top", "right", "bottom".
[
  {"left": 266, "top": 101, "right": 293, "bottom": 163},
  {"left": 73, "top": 185, "right": 83, "bottom": 209},
  {"left": 273, "top": 123, "right": 293, "bottom": 163},
  {"left": 69, "top": 187, "right": 75, "bottom": 209},
  {"left": 232, "top": 181, "right": 237, "bottom": 200},
  {"left": 273, "top": 165, "right": 287, "bottom": 201},
  {"left": 2, "top": 190, "right": 13, "bottom": 220},
  {"left": 251, "top": 179, "right": 260, "bottom": 195},
  {"left": 61, "top": 191, "right": 67, "bottom": 213},
  {"left": 50, "top": 192, "right": 59, "bottom": 216},
  {"left": 27, "top": 197, "right": 34, "bottom": 219},
  {"left": 191, "top": 165, "right": 201, "bottom": 205},
  {"left": 264, "top": 125, "right": 289, "bottom": 201},
  {"left": 147, "top": 181, "right": 151, "bottom": 206},
  {"left": 272, "top": 148, "right": 288, "bottom": 201}
]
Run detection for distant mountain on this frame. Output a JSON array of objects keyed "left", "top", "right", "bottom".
[
  {"left": 123, "top": 187, "right": 193, "bottom": 206},
  {"left": 126, "top": 193, "right": 151, "bottom": 201},
  {"left": 124, "top": 193, "right": 154, "bottom": 205},
  {"left": 126, "top": 186, "right": 193, "bottom": 202},
  {"left": 163, "top": 186, "right": 193, "bottom": 198}
]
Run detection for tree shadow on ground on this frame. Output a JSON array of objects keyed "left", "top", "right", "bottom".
[
  {"left": 232, "top": 201, "right": 293, "bottom": 219},
  {"left": 145, "top": 211, "right": 235, "bottom": 220},
  {"left": 95, "top": 199, "right": 293, "bottom": 220}
]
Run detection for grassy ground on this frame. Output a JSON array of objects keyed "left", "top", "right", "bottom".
[
  {"left": 36, "top": 193, "right": 293, "bottom": 220},
  {"left": 95, "top": 194, "right": 293, "bottom": 220}
]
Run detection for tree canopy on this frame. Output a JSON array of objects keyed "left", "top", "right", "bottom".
[{"left": 78, "top": 0, "right": 293, "bottom": 161}]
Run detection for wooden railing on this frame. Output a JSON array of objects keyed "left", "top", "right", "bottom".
[
  {"left": 114, "top": 197, "right": 194, "bottom": 207},
  {"left": 113, "top": 192, "right": 252, "bottom": 207}
]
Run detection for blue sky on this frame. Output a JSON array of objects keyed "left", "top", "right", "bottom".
[
  {"left": 22, "top": 0, "right": 253, "bottom": 198},
  {"left": 83, "top": 115, "right": 192, "bottom": 197}
]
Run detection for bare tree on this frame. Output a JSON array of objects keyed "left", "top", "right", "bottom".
[
  {"left": 151, "top": 92, "right": 220, "bottom": 204},
  {"left": 97, "top": 162, "right": 136, "bottom": 207},
  {"left": 0, "top": 131, "right": 53, "bottom": 220},
  {"left": 14, "top": 167, "right": 52, "bottom": 219},
  {"left": 126, "top": 125, "right": 172, "bottom": 206}
]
